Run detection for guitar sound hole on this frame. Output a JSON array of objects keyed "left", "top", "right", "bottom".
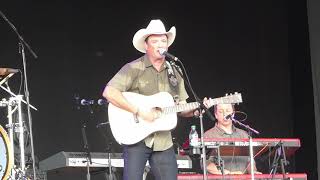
[{"left": 152, "top": 107, "right": 163, "bottom": 117}]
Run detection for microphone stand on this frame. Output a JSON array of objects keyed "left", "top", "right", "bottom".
[
  {"left": 230, "top": 116, "right": 260, "bottom": 180},
  {"left": 106, "top": 142, "right": 114, "bottom": 180},
  {"left": 169, "top": 60, "right": 215, "bottom": 180},
  {"left": 96, "top": 121, "right": 116, "bottom": 180},
  {"left": 230, "top": 116, "right": 260, "bottom": 135},
  {"left": 80, "top": 103, "right": 95, "bottom": 180},
  {"left": 0, "top": 10, "right": 38, "bottom": 179},
  {"left": 82, "top": 123, "right": 92, "bottom": 180}
]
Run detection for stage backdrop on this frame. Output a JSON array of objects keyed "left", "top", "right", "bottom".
[{"left": 0, "top": 0, "right": 316, "bottom": 179}]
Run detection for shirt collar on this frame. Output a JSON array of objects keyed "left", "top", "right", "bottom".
[
  {"left": 215, "top": 124, "right": 237, "bottom": 136},
  {"left": 142, "top": 55, "right": 167, "bottom": 71}
]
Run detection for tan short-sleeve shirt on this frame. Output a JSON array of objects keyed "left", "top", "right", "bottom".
[{"left": 108, "top": 55, "right": 189, "bottom": 151}]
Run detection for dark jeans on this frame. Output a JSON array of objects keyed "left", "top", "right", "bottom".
[{"left": 122, "top": 141, "right": 178, "bottom": 180}]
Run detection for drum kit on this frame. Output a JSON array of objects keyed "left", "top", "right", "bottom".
[
  {"left": 0, "top": 123, "right": 13, "bottom": 180},
  {"left": 0, "top": 69, "right": 36, "bottom": 180}
]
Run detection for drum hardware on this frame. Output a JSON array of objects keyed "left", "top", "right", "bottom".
[
  {"left": 0, "top": 66, "right": 38, "bottom": 179},
  {"left": 9, "top": 165, "right": 37, "bottom": 180},
  {"left": 0, "top": 82, "right": 37, "bottom": 111},
  {"left": 0, "top": 124, "right": 13, "bottom": 180},
  {"left": 1, "top": 10, "right": 39, "bottom": 179},
  {"left": 0, "top": 95, "right": 29, "bottom": 179},
  {"left": 9, "top": 95, "right": 27, "bottom": 179},
  {"left": 0, "top": 98, "right": 8, "bottom": 107}
]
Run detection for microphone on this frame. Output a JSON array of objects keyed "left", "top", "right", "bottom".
[
  {"left": 224, "top": 113, "right": 234, "bottom": 120},
  {"left": 0, "top": 68, "right": 19, "bottom": 76},
  {"left": 97, "top": 99, "right": 108, "bottom": 105},
  {"left": 158, "top": 49, "right": 179, "bottom": 61},
  {"left": 80, "top": 99, "right": 94, "bottom": 105}
]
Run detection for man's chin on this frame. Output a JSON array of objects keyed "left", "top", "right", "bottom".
[
  {"left": 155, "top": 56, "right": 165, "bottom": 60},
  {"left": 222, "top": 121, "right": 232, "bottom": 126}
]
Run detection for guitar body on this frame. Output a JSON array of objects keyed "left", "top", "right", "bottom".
[
  {"left": 108, "top": 91, "right": 243, "bottom": 145},
  {"left": 108, "top": 92, "right": 177, "bottom": 145}
]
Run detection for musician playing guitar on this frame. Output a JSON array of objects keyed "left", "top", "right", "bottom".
[
  {"left": 102, "top": 19, "right": 200, "bottom": 180},
  {"left": 204, "top": 103, "right": 262, "bottom": 175}
]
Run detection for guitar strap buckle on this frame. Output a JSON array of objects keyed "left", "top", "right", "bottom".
[
  {"left": 165, "top": 61, "right": 178, "bottom": 88},
  {"left": 173, "top": 95, "right": 180, "bottom": 104}
]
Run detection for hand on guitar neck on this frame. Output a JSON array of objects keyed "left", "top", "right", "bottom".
[{"left": 193, "top": 97, "right": 211, "bottom": 117}]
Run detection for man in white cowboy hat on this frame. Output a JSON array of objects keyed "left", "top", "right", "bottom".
[{"left": 103, "top": 19, "right": 196, "bottom": 180}]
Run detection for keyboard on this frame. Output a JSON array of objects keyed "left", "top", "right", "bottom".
[
  {"left": 202, "top": 138, "right": 301, "bottom": 156},
  {"left": 39, "top": 151, "right": 192, "bottom": 172},
  {"left": 177, "top": 173, "right": 307, "bottom": 180}
]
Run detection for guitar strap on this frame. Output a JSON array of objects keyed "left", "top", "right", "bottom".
[{"left": 165, "top": 61, "right": 178, "bottom": 88}]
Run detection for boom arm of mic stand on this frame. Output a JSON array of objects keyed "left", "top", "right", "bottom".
[
  {"left": 170, "top": 60, "right": 215, "bottom": 121},
  {"left": 0, "top": 10, "right": 38, "bottom": 59},
  {"left": 231, "top": 118, "right": 260, "bottom": 135},
  {"left": 170, "top": 59, "right": 213, "bottom": 180}
]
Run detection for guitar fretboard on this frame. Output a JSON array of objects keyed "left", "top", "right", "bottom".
[
  {"left": 161, "top": 95, "right": 242, "bottom": 114},
  {"left": 163, "top": 102, "right": 200, "bottom": 114}
]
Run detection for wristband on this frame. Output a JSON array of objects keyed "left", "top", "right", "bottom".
[{"left": 133, "top": 108, "right": 139, "bottom": 123}]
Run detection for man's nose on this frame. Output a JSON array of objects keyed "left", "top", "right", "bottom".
[{"left": 222, "top": 112, "right": 227, "bottom": 117}]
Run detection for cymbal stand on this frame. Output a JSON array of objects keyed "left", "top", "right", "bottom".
[
  {"left": 0, "top": 76, "right": 37, "bottom": 111},
  {"left": 5, "top": 95, "right": 25, "bottom": 179}
]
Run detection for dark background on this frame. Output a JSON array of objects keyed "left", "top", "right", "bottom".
[{"left": 0, "top": 0, "right": 316, "bottom": 179}]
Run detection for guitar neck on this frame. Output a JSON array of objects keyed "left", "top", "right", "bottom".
[
  {"left": 162, "top": 96, "right": 241, "bottom": 114},
  {"left": 162, "top": 102, "right": 200, "bottom": 114}
]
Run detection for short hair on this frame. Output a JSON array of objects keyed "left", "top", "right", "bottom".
[
  {"left": 213, "top": 104, "right": 235, "bottom": 113},
  {"left": 145, "top": 34, "right": 168, "bottom": 43}
]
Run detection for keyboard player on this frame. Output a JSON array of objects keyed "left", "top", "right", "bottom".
[{"left": 203, "top": 103, "right": 261, "bottom": 175}]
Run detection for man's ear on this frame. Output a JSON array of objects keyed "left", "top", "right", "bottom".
[
  {"left": 214, "top": 112, "right": 218, "bottom": 120},
  {"left": 144, "top": 41, "right": 148, "bottom": 51}
]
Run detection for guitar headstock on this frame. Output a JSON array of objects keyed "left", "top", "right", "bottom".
[
  {"left": 223, "top": 92, "right": 242, "bottom": 104},
  {"left": 209, "top": 92, "right": 243, "bottom": 106}
]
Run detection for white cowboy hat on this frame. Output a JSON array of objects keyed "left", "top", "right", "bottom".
[{"left": 132, "top": 19, "right": 176, "bottom": 53}]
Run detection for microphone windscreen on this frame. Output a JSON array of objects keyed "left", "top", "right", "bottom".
[{"left": 158, "top": 49, "right": 166, "bottom": 55}]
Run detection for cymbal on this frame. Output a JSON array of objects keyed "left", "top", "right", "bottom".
[{"left": 0, "top": 68, "right": 18, "bottom": 76}]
